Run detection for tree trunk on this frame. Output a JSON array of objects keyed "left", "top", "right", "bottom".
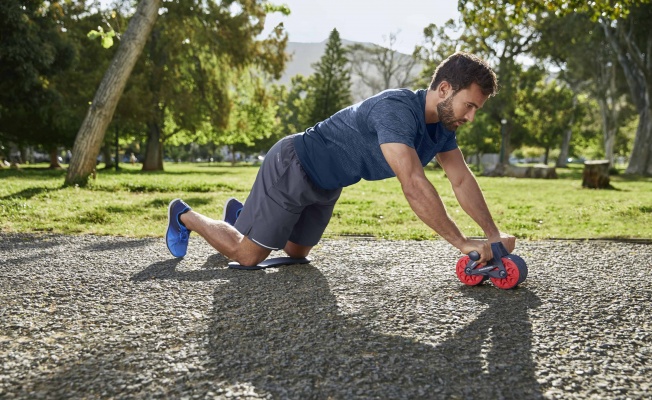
[
  {"left": 556, "top": 126, "right": 572, "bottom": 168},
  {"left": 142, "top": 122, "right": 164, "bottom": 171},
  {"left": 64, "top": 0, "right": 161, "bottom": 186},
  {"left": 597, "top": 98, "right": 618, "bottom": 166},
  {"left": 48, "top": 146, "right": 62, "bottom": 170},
  {"left": 499, "top": 121, "right": 511, "bottom": 165},
  {"left": 102, "top": 146, "right": 115, "bottom": 169},
  {"left": 601, "top": 19, "right": 651, "bottom": 175},
  {"left": 625, "top": 106, "right": 652, "bottom": 175}
]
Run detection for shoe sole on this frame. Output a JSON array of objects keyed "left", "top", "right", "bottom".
[{"left": 222, "top": 197, "right": 239, "bottom": 222}]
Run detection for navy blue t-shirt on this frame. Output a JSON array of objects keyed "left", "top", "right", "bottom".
[{"left": 293, "top": 89, "right": 458, "bottom": 190}]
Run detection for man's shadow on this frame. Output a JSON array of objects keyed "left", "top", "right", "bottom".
[{"left": 187, "top": 262, "right": 544, "bottom": 399}]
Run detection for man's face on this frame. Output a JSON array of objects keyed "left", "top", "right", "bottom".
[{"left": 437, "top": 83, "right": 489, "bottom": 131}]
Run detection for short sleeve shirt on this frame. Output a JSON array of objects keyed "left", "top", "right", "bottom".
[{"left": 292, "top": 89, "right": 458, "bottom": 190}]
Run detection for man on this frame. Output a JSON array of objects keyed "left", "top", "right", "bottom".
[{"left": 166, "top": 52, "right": 515, "bottom": 267}]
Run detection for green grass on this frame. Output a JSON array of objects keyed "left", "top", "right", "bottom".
[{"left": 1, "top": 163, "right": 651, "bottom": 240}]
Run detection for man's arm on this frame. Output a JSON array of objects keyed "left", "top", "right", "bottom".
[
  {"left": 380, "top": 142, "right": 492, "bottom": 260},
  {"left": 436, "top": 148, "right": 515, "bottom": 252}
]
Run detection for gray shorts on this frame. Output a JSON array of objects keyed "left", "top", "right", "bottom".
[{"left": 234, "top": 134, "right": 342, "bottom": 250}]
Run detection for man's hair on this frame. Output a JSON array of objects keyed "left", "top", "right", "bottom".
[{"left": 429, "top": 52, "right": 498, "bottom": 97}]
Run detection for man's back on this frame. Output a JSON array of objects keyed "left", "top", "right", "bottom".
[{"left": 293, "top": 88, "right": 458, "bottom": 190}]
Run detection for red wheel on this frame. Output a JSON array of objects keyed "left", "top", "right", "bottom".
[
  {"left": 505, "top": 254, "right": 528, "bottom": 285},
  {"left": 456, "top": 255, "right": 485, "bottom": 286},
  {"left": 490, "top": 257, "right": 522, "bottom": 289}
]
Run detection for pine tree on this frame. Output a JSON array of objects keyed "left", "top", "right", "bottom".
[{"left": 307, "top": 29, "right": 352, "bottom": 125}]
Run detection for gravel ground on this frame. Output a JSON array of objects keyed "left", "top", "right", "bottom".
[{"left": 1, "top": 232, "right": 650, "bottom": 399}]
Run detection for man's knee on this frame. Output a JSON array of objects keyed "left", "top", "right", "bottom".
[
  {"left": 284, "top": 241, "right": 312, "bottom": 258},
  {"left": 234, "top": 237, "right": 271, "bottom": 266}
]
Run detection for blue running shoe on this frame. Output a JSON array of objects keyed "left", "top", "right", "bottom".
[
  {"left": 222, "top": 197, "right": 243, "bottom": 226},
  {"left": 166, "top": 198, "right": 192, "bottom": 257}
]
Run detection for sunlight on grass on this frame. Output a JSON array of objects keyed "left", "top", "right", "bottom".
[{"left": 1, "top": 163, "right": 650, "bottom": 240}]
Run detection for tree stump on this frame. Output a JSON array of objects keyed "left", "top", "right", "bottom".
[
  {"left": 582, "top": 160, "right": 610, "bottom": 189},
  {"left": 531, "top": 164, "right": 558, "bottom": 179},
  {"left": 502, "top": 164, "right": 557, "bottom": 179}
]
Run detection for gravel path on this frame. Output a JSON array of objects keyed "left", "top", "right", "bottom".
[{"left": 1, "top": 233, "right": 650, "bottom": 399}]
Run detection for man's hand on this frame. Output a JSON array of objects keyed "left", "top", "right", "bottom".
[
  {"left": 459, "top": 232, "right": 516, "bottom": 264},
  {"left": 489, "top": 231, "right": 516, "bottom": 253},
  {"left": 459, "top": 239, "right": 493, "bottom": 264}
]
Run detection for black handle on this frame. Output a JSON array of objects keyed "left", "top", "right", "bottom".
[{"left": 468, "top": 251, "right": 480, "bottom": 261}]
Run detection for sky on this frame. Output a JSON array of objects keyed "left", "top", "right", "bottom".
[{"left": 261, "top": 1, "right": 461, "bottom": 54}]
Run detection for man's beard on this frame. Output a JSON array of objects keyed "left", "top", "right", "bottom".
[{"left": 437, "top": 95, "right": 460, "bottom": 131}]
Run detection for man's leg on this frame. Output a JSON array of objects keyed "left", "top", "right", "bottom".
[
  {"left": 282, "top": 198, "right": 341, "bottom": 260},
  {"left": 284, "top": 241, "right": 312, "bottom": 258},
  {"left": 180, "top": 210, "right": 270, "bottom": 266}
]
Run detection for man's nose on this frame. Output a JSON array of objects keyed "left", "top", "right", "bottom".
[{"left": 465, "top": 109, "right": 477, "bottom": 123}]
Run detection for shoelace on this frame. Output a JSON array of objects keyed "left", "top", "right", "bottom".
[{"left": 179, "top": 228, "right": 189, "bottom": 242}]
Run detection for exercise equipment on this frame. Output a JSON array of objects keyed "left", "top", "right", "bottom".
[{"left": 455, "top": 242, "right": 528, "bottom": 289}]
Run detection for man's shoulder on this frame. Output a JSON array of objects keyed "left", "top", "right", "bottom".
[
  {"left": 368, "top": 88, "right": 419, "bottom": 102},
  {"left": 363, "top": 88, "right": 423, "bottom": 113}
]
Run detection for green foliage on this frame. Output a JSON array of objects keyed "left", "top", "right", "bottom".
[
  {"left": 515, "top": 79, "right": 577, "bottom": 162},
  {"left": 418, "top": 6, "right": 547, "bottom": 163},
  {"left": 87, "top": 26, "right": 116, "bottom": 49},
  {"left": 459, "top": 0, "right": 650, "bottom": 22},
  {"left": 416, "top": 20, "right": 463, "bottom": 84},
  {"left": 0, "top": 0, "right": 77, "bottom": 150},
  {"left": 305, "top": 28, "right": 352, "bottom": 125},
  {"left": 459, "top": 0, "right": 652, "bottom": 175},
  {"left": 456, "top": 112, "right": 501, "bottom": 163},
  {"left": 273, "top": 74, "right": 312, "bottom": 135},
  {"left": 212, "top": 69, "right": 280, "bottom": 158},
  {"left": 130, "top": 0, "right": 290, "bottom": 170}
]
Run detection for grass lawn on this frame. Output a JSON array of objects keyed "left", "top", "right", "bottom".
[{"left": 1, "top": 162, "right": 650, "bottom": 240}]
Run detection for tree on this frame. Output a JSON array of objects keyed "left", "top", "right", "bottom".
[
  {"left": 65, "top": 0, "right": 161, "bottom": 186},
  {"left": 0, "top": 0, "right": 76, "bottom": 168},
  {"left": 348, "top": 32, "right": 420, "bottom": 99},
  {"left": 132, "top": 0, "right": 288, "bottom": 171},
  {"left": 415, "top": 20, "right": 464, "bottom": 83},
  {"left": 600, "top": 3, "right": 652, "bottom": 174},
  {"left": 535, "top": 12, "right": 634, "bottom": 167},
  {"left": 306, "top": 29, "right": 352, "bottom": 125},
  {"left": 458, "top": 1, "right": 545, "bottom": 169},
  {"left": 417, "top": 10, "right": 543, "bottom": 173},
  {"left": 516, "top": 79, "right": 579, "bottom": 164},
  {"left": 464, "top": 0, "right": 652, "bottom": 174},
  {"left": 212, "top": 69, "right": 279, "bottom": 164},
  {"left": 273, "top": 75, "right": 312, "bottom": 136}
]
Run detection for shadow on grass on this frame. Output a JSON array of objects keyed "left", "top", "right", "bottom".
[{"left": 0, "top": 186, "right": 62, "bottom": 201}]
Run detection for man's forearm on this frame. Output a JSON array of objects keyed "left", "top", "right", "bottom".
[
  {"left": 452, "top": 175, "right": 499, "bottom": 238},
  {"left": 401, "top": 175, "right": 468, "bottom": 249}
]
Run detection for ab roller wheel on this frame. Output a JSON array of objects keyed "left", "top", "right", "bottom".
[{"left": 456, "top": 242, "right": 528, "bottom": 290}]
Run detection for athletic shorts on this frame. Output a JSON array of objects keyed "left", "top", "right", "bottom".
[{"left": 234, "top": 134, "right": 342, "bottom": 250}]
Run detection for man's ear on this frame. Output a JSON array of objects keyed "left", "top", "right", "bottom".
[{"left": 437, "top": 81, "right": 452, "bottom": 98}]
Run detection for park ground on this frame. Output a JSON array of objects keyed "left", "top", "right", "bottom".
[{"left": 1, "top": 233, "right": 650, "bottom": 399}]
